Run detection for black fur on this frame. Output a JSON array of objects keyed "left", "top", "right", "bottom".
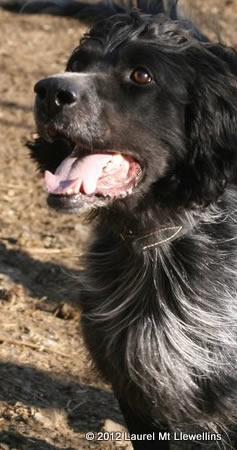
[
  {"left": 10, "top": 0, "right": 237, "bottom": 448},
  {"left": 1, "top": 0, "right": 176, "bottom": 20}
]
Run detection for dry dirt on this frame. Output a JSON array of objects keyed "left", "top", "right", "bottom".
[{"left": 0, "top": 1, "right": 236, "bottom": 449}]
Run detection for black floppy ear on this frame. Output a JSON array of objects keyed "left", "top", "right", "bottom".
[
  {"left": 207, "top": 44, "right": 237, "bottom": 76},
  {"left": 178, "top": 47, "right": 237, "bottom": 207}
]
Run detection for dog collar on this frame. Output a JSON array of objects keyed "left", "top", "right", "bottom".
[{"left": 120, "top": 226, "right": 183, "bottom": 251}]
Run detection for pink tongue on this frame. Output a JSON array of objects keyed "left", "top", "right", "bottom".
[{"left": 45, "top": 153, "right": 113, "bottom": 195}]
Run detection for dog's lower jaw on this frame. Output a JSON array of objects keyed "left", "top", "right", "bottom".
[{"left": 78, "top": 188, "right": 237, "bottom": 431}]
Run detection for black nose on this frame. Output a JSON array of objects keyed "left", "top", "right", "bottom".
[{"left": 34, "top": 76, "right": 78, "bottom": 115}]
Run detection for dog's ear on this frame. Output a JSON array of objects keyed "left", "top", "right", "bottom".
[
  {"left": 174, "top": 46, "right": 237, "bottom": 207},
  {"left": 207, "top": 44, "right": 237, "bottom": 76}
]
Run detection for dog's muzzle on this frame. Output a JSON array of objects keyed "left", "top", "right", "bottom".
[{"left": 33, "top": 72, "right": 104, "bottom": 143}]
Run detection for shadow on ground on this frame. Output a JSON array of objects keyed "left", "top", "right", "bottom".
[
  {"left": 0, "top": 431, "right": 74, "bottom": 450},
  {"left": 0, "top": 241, "right": 81, "bottom": 309},
  {"left": 0, "top": 361, "right": 123, "bottom": 433}
]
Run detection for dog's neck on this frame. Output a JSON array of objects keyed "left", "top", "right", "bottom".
[
  {"left": 95, "top": 204, "right": 195, "bottom": 252},
  {"left": 83, "top": 189, "right": 237, "bottom": 428}
]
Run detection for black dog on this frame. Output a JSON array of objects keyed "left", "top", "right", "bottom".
[{"left": 6, "top": 0, "right": 237, "bottom": 448}]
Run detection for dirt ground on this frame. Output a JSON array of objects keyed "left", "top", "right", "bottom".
[{"left": 0, "top": 1, "right": 236, "bottom": 449}]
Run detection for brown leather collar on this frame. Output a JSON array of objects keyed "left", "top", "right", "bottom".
[{"left": 120, "top": 226, "right": 183, "bottom": 251}]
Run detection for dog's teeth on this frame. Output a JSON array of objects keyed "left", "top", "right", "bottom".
[
  {"left": 113, "top": 154, "right": 123, "bottom": 166},
  {"left": 72, "top": 183, "right": 80, "bottom": 195},
  {"left": 65, "top": 181, "right": 82, "bottom": 195},
  {"left": 104, "top": 154, "right": 123, "bottom": 172}
]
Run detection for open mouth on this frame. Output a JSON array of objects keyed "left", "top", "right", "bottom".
[{"left": 45, "top": 145, "right": 142, "bottom": 213}]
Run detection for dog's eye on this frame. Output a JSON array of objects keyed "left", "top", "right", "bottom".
[{"left": 130, "top": 68, "right": 152, "bottom": 85}]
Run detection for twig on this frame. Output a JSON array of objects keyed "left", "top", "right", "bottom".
[
  {"left": 26, "top": 247, "right": 81, "bottom": 254},
  {"left": 0, "top": 335, "right": 70, "bottom": 358}
]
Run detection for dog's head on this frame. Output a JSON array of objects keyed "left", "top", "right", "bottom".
[{"left": 30, "top": 10, "right": 237, "bottom": 217}]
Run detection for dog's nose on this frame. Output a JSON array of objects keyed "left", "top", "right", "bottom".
[{"left": 34, "top": 76, "right": 78, "bottom": 115}]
